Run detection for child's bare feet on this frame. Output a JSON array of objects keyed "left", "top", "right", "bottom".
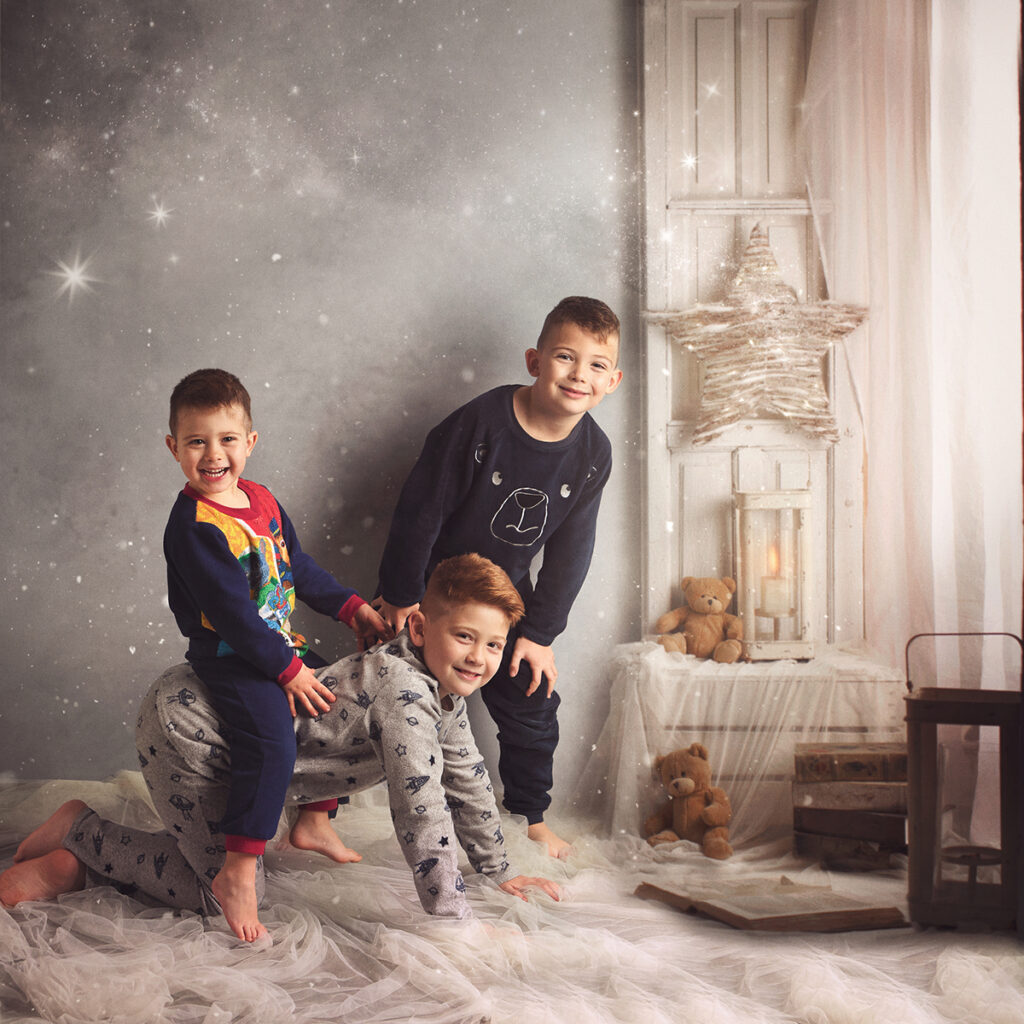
[
  {"left": 0, "top": 849, "right": 86, "bottom": 907},
  {"left": 288, "top": 808, "right": 362, "bottom": 863},
  {"left": 211, "top": 852, "right": 269, "bottom": 943},
  {"left": 527, "top": 821, "right": 573, "bottom": 860},
  {"left": 14, "top": 799, "right": 88, "bottom": 863}
]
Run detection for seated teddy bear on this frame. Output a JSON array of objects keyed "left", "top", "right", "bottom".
[
  {"left": 643, "top": 742, "right": 733, "bottom": 859},
  {"left": 655, "top": 576, "right": 743, "bottom": 663}
]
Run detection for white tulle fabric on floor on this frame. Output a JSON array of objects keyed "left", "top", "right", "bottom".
[{"left": 3, "top": 774, "right": 1023, "bottom": 1024}]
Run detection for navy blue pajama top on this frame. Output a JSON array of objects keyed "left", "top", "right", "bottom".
[{"left": 377, "top": 385, "right": 612, "bottom": 646}]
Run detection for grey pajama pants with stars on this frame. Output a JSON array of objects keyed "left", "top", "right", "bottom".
[{"left": 59, "top": 681, "right": 254, "bottom": 918}]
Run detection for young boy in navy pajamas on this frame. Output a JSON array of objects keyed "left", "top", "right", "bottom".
[
  {"left": 376, "top": 296, "right": 623, "bottom": 858},
  {"left": 162, "top": 368, "right": 388, "bottom": 940}
]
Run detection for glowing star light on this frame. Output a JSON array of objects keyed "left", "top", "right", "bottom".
[
  {"left": 49, "top": 251, "right": 99, "bottom": 304},
  {"left": 147, "top": 200, "right": 173, "bottom": 227}
]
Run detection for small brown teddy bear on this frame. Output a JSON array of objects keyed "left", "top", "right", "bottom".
[
  {"left": 643, "top": 742, "right": 733, "bottom": 859},
  {"left": 655, "top": 576, "right": 743, "bottom": 663}
]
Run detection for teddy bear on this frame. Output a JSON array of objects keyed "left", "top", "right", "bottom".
[
  {"left": 654, "top": 576, "right": 743, "bottom": 663},
  {"left": 643, "top": 742, "right": 733, "bottom": 859}
]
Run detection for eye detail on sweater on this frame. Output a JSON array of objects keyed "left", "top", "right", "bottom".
[
  {"left": 492, "top": 471, "right": 503, "bottom": 486},
  {"left": 475, "top": 443, "right": 489, "bottom": 464},
  {"left": 560, "top": 484, "right": 571, "bottom": 498}
]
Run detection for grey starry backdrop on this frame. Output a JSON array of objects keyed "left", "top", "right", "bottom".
[{"left": 0, "top": 0, "right": 643, "bottom": 801}]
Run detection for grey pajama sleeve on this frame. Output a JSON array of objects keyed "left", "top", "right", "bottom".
[{"left": 437, "top": 702, "right": 511, "bottom": 880}]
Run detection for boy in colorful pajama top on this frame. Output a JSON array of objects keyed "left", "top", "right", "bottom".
[
  {"left": 0, "top": 555, "right": 561, "bottom": 936},
  {"left": 376, "top": 296, "right": 623, "bottom": 859},
  {"left": 162, "top": 368, "right": 388, "bottom": 940}
]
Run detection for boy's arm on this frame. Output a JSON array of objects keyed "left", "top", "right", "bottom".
[
  {"left": 368, "top": 655, "right": 481, "bottom": 918},
  {"left": 437, "top": 701, "right": 516, "bottom": 884},
  {"left": 277, "top": 501, "right": 366, "bottom": 623},
  {"left": 377, "top": 409, "right": 475, "bottom": 609},
  {"left": 277, "top": 502, "right": 389, "bottom": 648}
]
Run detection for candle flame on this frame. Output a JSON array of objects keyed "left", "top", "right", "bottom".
[{"left": 767, "top": 545, "right": 780, "bottom": 576}]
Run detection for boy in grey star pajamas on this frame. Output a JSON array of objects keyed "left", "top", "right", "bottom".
[{"left": 1, "top": 556, "right": 561, "bottom": 932}]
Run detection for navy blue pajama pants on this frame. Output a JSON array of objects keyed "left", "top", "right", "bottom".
[
  {"left": 480, "top": 621, "right": 560, "bottom": 825},
  {"left": 189, "top": 649, "right": 332, "bottom": 843}
]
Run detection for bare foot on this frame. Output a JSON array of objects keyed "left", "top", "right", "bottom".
[
  {"left": 0, "top": 849, "right": 86, "bottom": 907},
  {"left": 527, "top": 821, "right": 573, "bottom": 860},
  {"left": 211, "top": 852, "right": 269, "bottom": 943},
  {"left": 288, "top": 809, "right": 362, "bottom": 863},
  {"left": 14, "top": 799, "right": 88, "bottom": 863}
]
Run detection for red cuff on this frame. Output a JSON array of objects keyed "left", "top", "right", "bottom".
[
  {"left": 224, "top": 835, "right": 267, "bottom": 856},
  {"left": 301, "top": 799, "right": 339, "bottom": 813},
  {"left": 337, "top": 593, "right": 367, "bottom": 626},
  {"left": 276, "top": 654, "right": 304, "bottom": 686}
]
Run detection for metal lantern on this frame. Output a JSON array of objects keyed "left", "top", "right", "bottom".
[
  {"left": 733, "top": 490, "right": 813, "bottom": 661},
  {"left": 904, "top": 633, "right": 1022, "bottom": 929}
]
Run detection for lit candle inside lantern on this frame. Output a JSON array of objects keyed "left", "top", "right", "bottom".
[{"left": 760, "top": 545, "right": 790, "bottom": 617}]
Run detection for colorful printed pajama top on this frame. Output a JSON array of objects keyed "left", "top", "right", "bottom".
[{"left": 164, "top": 478, "right": 364, "bottom": 685}]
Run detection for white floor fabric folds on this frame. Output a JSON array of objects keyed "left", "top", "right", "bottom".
[{"left": 2, "top": 774, "right": 1022, "bottom": 1024}]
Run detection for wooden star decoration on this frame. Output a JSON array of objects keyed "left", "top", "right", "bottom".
[{"left": 649, "top": 224, "right": 867, "bottom": 445}]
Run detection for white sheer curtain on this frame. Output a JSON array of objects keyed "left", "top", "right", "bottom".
[{"left": 802, "top": 0, "right": 1022, "bottom": 686}]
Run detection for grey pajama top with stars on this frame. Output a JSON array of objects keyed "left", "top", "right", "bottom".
[{"left": 62, "top": 632, "right": 515, "bottom": 920}]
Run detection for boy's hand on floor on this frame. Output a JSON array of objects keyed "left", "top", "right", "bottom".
[
  {"left": 510, "top": 637, "right": 558, "bottom": 698},
  {"left": 351, "top": 602, "right": 390, "bottom": 650},
  {"left": 282, "top": 664, "right": 337, "bottom": 718},
  {"left": 498, "top": 875, "right": 562, "bottom": 903}
]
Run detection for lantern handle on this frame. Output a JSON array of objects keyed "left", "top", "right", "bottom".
[{"left": 904, "top": 631, "right": 1024, "bottom": 693}]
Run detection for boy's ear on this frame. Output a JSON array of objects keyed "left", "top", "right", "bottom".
[
  {"left": 165, "top": 435, "right": 180, "bottom": 460},
  {"left": 246, "top": 430, "right": 258, "bottom": 455},
  {"left": 524, "top": 348, "right": 542, "bottom": 379},
  {"left": 407, "top": 609, "right": 426, "bottom": 648},
  {"left": 605, "top": 367, "right": 623, "bottom": 393}
]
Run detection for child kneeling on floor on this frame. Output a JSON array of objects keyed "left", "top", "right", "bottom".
[{"left": 1, "top": 555, "right": 561, "bottom": 941}]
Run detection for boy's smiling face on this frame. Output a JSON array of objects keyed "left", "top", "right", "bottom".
[
  {"left": 525, "top": 321, "right": 622, "bottom": 421},
  {"left": 166, "top": 403, "right": 257, "bottom": 507},
  {"left": 408, "top": 601, "right": 510, "bottom": 701}
]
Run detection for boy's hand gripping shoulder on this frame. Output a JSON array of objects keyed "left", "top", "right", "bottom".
[
  {"left": 349, "top": 601, "right": 390, "bottom": 650},
  {"left": 374, "top": 597, "right": 419, "bottom": 638}
]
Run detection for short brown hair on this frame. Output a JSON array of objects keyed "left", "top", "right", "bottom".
[
  {"left": 421, "top": 554, "right": 524, "bottom": 626},
  {"left": 538, "top": 296, "right": 620, "bottom": 349},
  {"left": 169, "top": 369, "right": 252, "bottom": 435}
]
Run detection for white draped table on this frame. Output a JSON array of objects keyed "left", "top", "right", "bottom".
[{"left": 579, "top": 642, "right": 905, "bottom": 846}]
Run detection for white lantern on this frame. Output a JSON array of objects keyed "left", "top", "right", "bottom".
[{"left": 733, "top": 489, "right": 813, "bottom": 661}]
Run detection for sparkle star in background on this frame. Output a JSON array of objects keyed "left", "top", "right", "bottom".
[
  {"left": 147, "top": 200, "right": 173, "bottom": 227},
  {"left": 49, "top": 251, "right": 99, "bottom": 304}
]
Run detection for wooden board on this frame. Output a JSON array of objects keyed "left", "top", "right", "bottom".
[
  {"left": 793, "top": 830, "right": 904, "bottom": 871},
  {"left": 794, "top": 742, "right": 908, "bottom": 783},
  {"left": 793, "top": 806, "right": 907, "bottom": 845},
  {"left": 792, "top": 780, "right": 908, "bottom": 812},
  {"left": 635, "top": 876, "right": 907, "bottom": 932}
]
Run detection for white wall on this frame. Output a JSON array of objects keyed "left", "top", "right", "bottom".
[{"left": 0, "top": 0, "right": 643, "bottom": 810}]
